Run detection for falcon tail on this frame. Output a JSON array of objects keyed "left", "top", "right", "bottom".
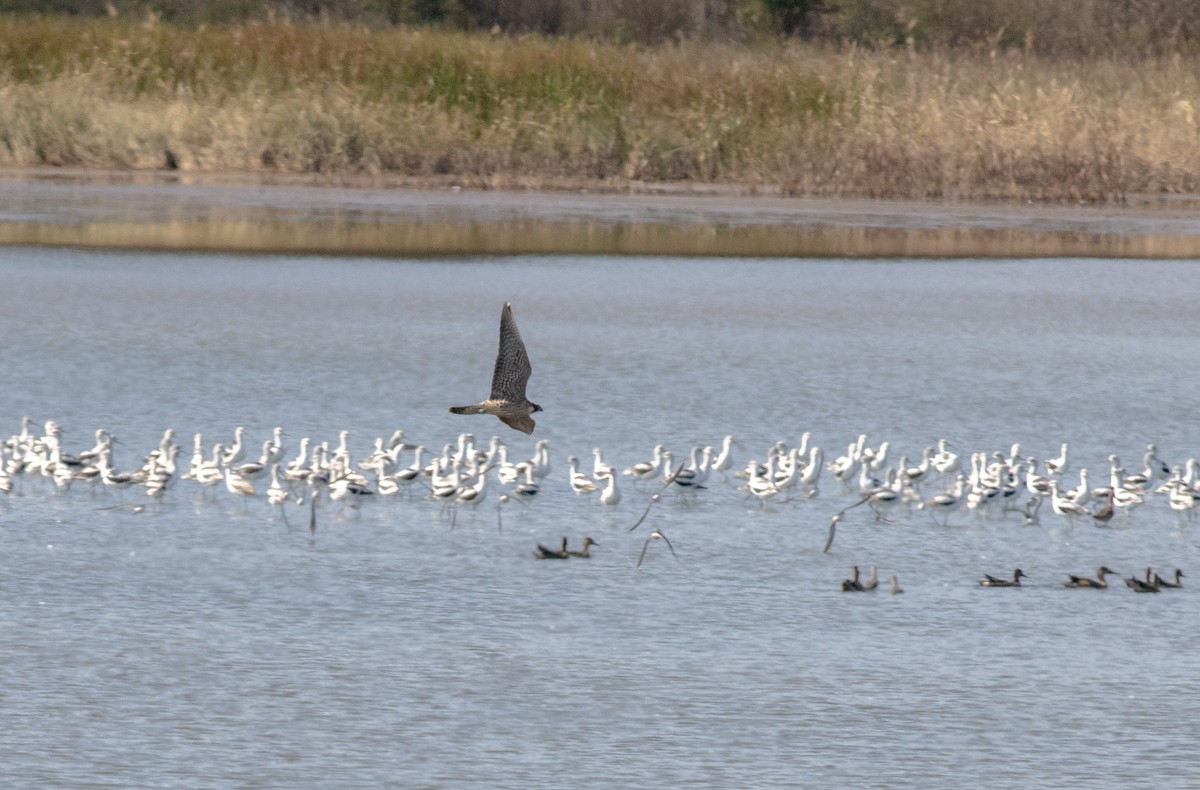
[{"left": 449, "top": 405, "right": 486, "bottom": 415}]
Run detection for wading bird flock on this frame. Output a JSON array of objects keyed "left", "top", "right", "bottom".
[
  {"left": 0, "top": 303, "right": 1190, "bottom": 579},
  {"left": 0, "top": 414, "right": 1194, "bottom": 576}
]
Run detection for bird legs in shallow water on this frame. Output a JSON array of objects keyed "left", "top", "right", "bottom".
[{"left": 494, "top": 492, "right": 531, "bottom": 534}]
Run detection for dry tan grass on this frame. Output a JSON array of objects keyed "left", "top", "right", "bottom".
[{"left": 2, "top": 17, "right": 1199, "bottom": 201}]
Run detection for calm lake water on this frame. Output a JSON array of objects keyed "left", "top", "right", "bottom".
[{"left": 1, "top": 247, "right": 1198, "bottom": 787}]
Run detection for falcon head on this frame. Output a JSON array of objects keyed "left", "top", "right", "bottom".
[{"left": 531, "top": 402, "right": 543, "bottom": 413}]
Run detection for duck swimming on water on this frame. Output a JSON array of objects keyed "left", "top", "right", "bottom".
[
  {"left": 1125, "top": 575, "right": 1160, "bottom": 593},
  {"left": 567, "top": 537, "right": 599, "bottom": 558},
  {"left": 1064, "top": 566, "right": 1116, "bottom": 588},
  {"left": 534, "top": 536, "right": 569, "bottom": 560},
  {"left": 860, "top": 565, "right": 879, "bottom": 591},
  {"left": 980, "top": 568, "right": 1027, "bottom": 587},
  {"left": 1149, "top": 567, "right": 1184, "bottom": 588},
  {"left": 840, "top": 565, "right": 864, "bottom": 592}
]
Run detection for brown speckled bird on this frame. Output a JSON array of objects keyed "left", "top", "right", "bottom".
[{"left": 449, "top": 302, "right": 542, "bottom": 434}]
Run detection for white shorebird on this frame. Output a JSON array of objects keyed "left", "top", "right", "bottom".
[
  {"left": 1183, "top": 458, "right": 1200, "bottom": 488},
  {"left": 193, "top": 445, "right": 224, "bottom": 493},
  {"left": 1048, "top": 480, "right": 1088, "bottom": 518},
  {"left": 1023, "top": 458, "right": 1052, "bottom": 497},
  {"left": 494, "top": 445, "right": 519, "bottom": 485},
  {"left": 1044, "top": 443, "right": 1069, "bottom": 476},
  {"left": 223, "top": 465, "right": 257, "bottom": 504},
  {"left": 1144, "top": 443, "right": 1171, "bottom": 480},
  {"left": 231, "top": 440, "right": 272, "bottom": 481},
  {"left": 623, "top": 444, "right": 664, "bottom": 481},
  {"left": 221, "top": 427, "right": 247, "bottom": 467},
  {"left": 265, "top": 427, "right": 286, "bottom": 466},
  {"left": 856, "top": 458, "right": 883, "bottom": 494},
  {"left": 284, "top": 436, "right": 311, "bottom": 471},
  {"left": 330, "top": 474, "right": 375, "bottom": 509},
  {"left": 77, "top": 429, "right": 113, "bottom": 464},
  {"left": 511, "top": 463, "right": 540, "bottom": 502},
  {"left": 1166, "top": 482, "right": 1199, "bottom": 516},
  {"left": 375, "top": 470, "right": 400, "bottom": 497},
  {"left": 673, "top": 446, "right": 711, "bottom": 492},
  {"left": 181, "top": 433, "right": 205, "bottom": 480},
  {"left": 454, "top": 471, "right": 488, "bottom": 506},
  {"left": 932, "top": 439, "right": 960, "bottom": 476},
  {"left": 267, "top": 464, "right": 292, "bottom": 526},
  {"left": 1066, "top": 468, "right": 1091, "bottom": 506},
  {"left": 144, "top": 445, "right": 179, "bottom": 497},
  {"left": 392, "top": 445, "right": 426, "bottom": 497},
  {"left": 267, "top": 464, "right": 290, "bottom": 506},
  {"left": 926, "top": 475, "right": 967, "bottom": 526},
  {"left": 428, "top": 457, "right": 461, "bottom": 503},
  {"left": 98, "top": 449, "right": 141, "bottom": 491},
  {"left": 591, "top": 447, "right": 614, "bottom": 480},
  {"left": 740, "top": 459, "right": 778, "bottom": 506},
  {"left": 773, "top": 447, "right": 802, "bottom": 494},
  {"left": 865, "top": 441, "right": 890, "bottom": 472},
  {"left": 899, "top": 448, "right": 932, "bottom": 488},
  {"left": 798, "top": 446, "right": 823, "bottom": 493},
  {"left": 710, "top": 435, "right": 735, "bottom": 477},
  {"left": 145, "top": 428, "right": 176, "bottom": 468},
  {"left": 828, "top": 440, "right": 860, "bottom": 482},
  {"left": 863, "top": 474, "right": 905, "bottom": 521},
  {"left": 596, "top": 469, "right": 621, "bottom": 506},
  {"left": 450, "top": 433, "right": 475, "bottom": 467},
  {"left": 530, "top": 439, "right": 551, "bottom": 480},
  {"left": 566, "top": 456, "right": 598, "bottom": 494}
]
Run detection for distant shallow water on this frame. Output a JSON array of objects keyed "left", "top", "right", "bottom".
[
  {"left": 5, "top": 170, "right": 1200, "bottom": 257},
  {"left": 1, "top": 248, "right": 1199, "bottom": 786}
]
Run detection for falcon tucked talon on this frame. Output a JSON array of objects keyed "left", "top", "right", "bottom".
[{"left": 450, "top": 302, "right": 543, "bottom": 434}]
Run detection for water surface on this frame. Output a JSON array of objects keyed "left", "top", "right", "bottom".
[{"left": 0, "top": 250, "right": 1198, "bottom": 787}]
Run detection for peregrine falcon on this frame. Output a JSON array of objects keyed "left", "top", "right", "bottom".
[{"left": 449, "top": 302, "right": 543, "bottom": 434}]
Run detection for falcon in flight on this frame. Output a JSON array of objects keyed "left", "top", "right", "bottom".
[{"left": 449, "top": 302, "right": 543, "bottom": 434}]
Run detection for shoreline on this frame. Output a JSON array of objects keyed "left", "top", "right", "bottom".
[
  {"left": 4, "top": 168, "right": 1200, "bottom": 258},
  {"left": 7, "top": 19, "right": 1200, "bottom": 207}
]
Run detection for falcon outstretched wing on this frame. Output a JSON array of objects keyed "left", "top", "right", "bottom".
[
  {"left": 489, "top": 302, "right": 533, "bottom": 402},
  {"left": 498, "top": 413, "right": 536, "bottom": 435}
]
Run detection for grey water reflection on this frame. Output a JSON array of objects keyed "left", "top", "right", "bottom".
[{"left": 5, "top": 173, "right": 1200, "bottom": 257}]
